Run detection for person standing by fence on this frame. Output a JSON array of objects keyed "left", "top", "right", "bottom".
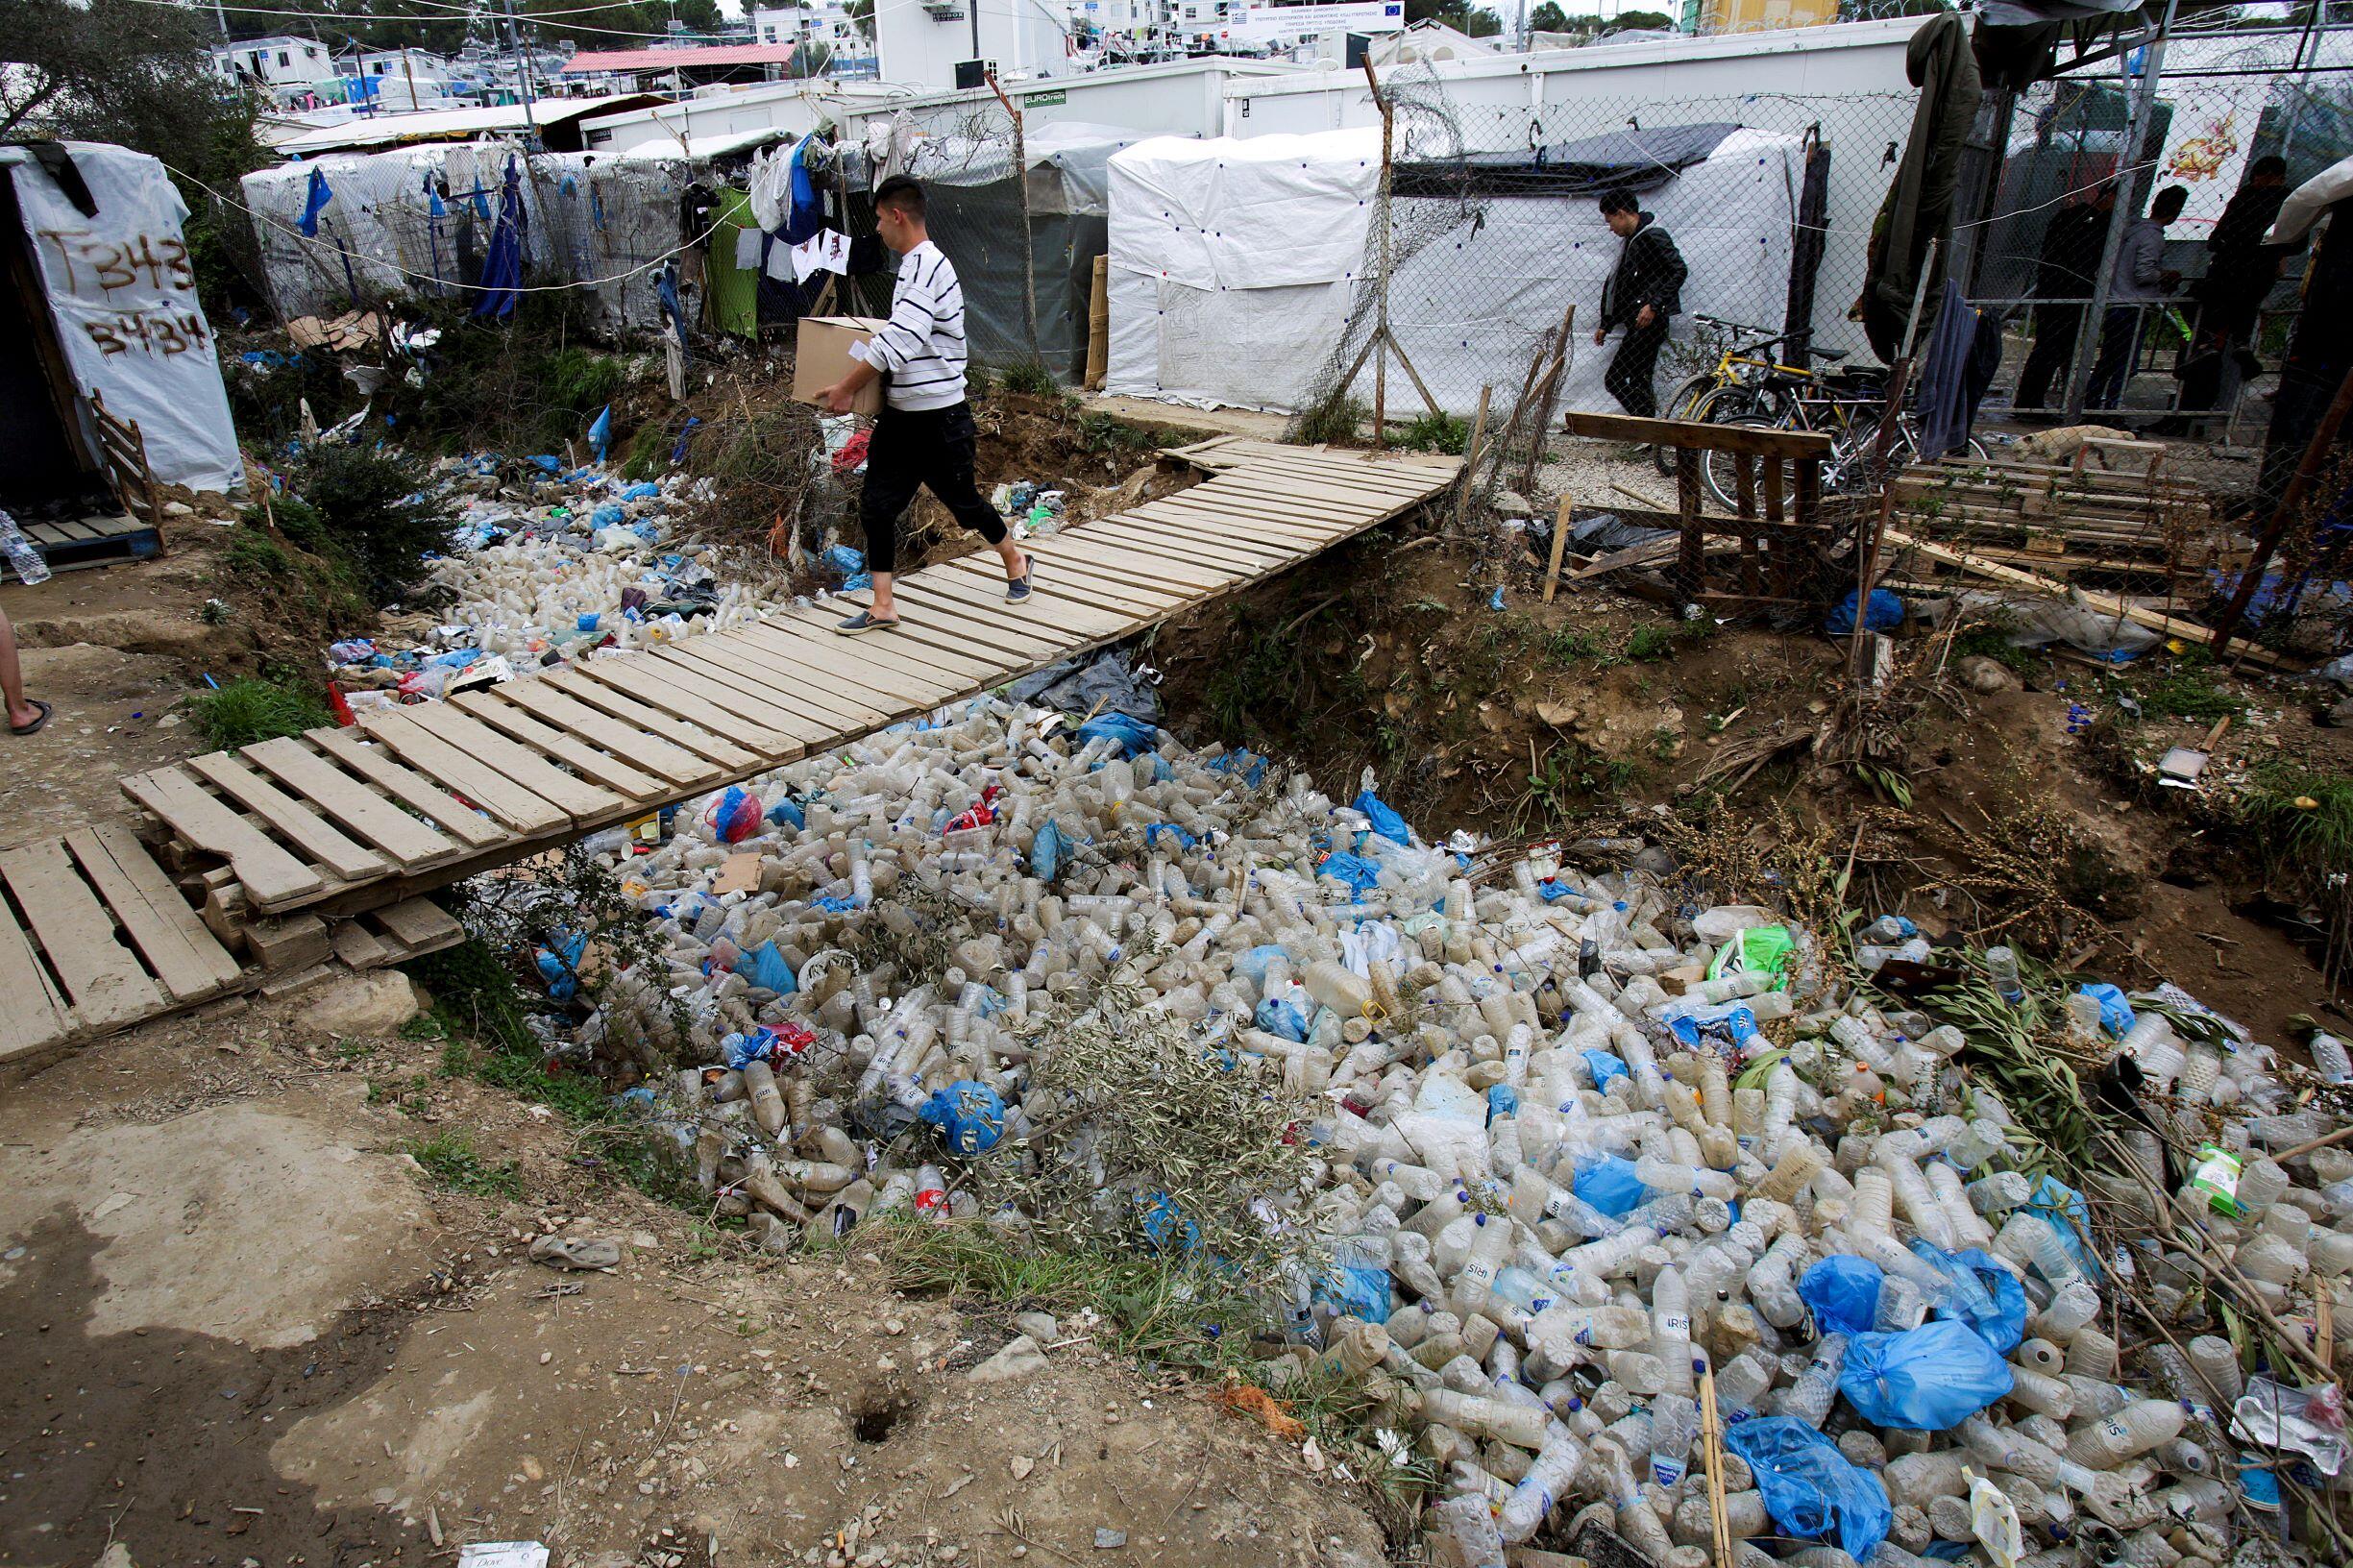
[
  {"left": 2174, "top": 156, "right": 2291, "bottom": 426},
  {"left": 2014, "top": 182, "right": 2113, "bottom": 411},
  {"left": 2087, "top": 184, "right": 2188, "bottom": 411},
  {"left": 816, "top": 175, "right": 1030, "bottom": 635},
  {"left": 1592, "top": 188, "right": 1686, "bottom": 419}
]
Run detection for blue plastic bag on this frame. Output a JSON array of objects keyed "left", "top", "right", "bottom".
[
  {"left": 1910, "top": 1241, "right": 2027, "bottom": 1354},
  {"left": 1827, "top": 586, "right": 1905, "bottom": 636},
  {"left": 767, "top": 796, "right": 806, "bottom": 830},
  {"left": 1799, "top": 1255, "right": 1885, "bottom": 1336},
  {"left": 1842, "top": 1319, "right": 2015, "bottom": 1430},
  {"left": 1317, "top": 1258, "right": 1395, "bottom": 1321},
  {"left": 2079, "top": 982, "right": 2137, "bottom": 1037},
  {"left": 1581, "top": 1048, "right": 1630, "bottom": 1092},
  {"left": 706, "top": 786, "right": 763, "bottom": 845},
  {"left": 1030, "top": 819, "right": 1066, "bottom": 882},
  {"left": 1076, "top": 711, "right": 1159, "bottom": 757},
  {"left": 824, "top": 544, "right": 866, "bottom": 579},
  {"left": 1485, "top": 1084, "right": 1520, "bottom": 1121},
  {"left": 1351, "top": 787, "right": 1412, "bottom": 845},
  {"left": 1234, "top": 945, "right": 1290, "bottom": 988},
  {"left": 534, "top": 929, "right": 588, "bottom": 1001},
  {"left": 742, "top": 940, "right": 797, "bottom": 995},
  {"left": 919, "top": 1079, "right": 1008, "bottom": 1155},
  {"left": 1254, "top": 994, "right": 1310, "bottom": 1041},
  {"left": 1723, "top": 1417, "right": 1893, "bottom": 1561},
  {"left": 587, "top": 404, "right": 611, "bottom": 462},
  {"left": 1573, "top": 1153, "right": 1649, "bottom": 1217},
  {"left": 590, "top": 502, "right": 625, "bottom": 529},
  {"left": 1317, "top": 850, "right": 1382, "bottom": 901}
]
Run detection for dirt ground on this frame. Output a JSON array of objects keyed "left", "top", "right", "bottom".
[{"left": 0, "top": 997, "right": 1389, "bottom": 1568}]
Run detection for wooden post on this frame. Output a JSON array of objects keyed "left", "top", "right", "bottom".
[
  {"left": 1676, "top": 447, "right": 1703, "bottom": 588},
  {"left": 1544, "top": 494, "right": 1573, "bottom": 602},
  {"left": 988, "top": 71, "right": 1040, "bottom": 362},
  {"left": 1365, "top": 58, "right": 1393, "bottom": 448},
  {"left": 1519, "top": 304, "right": 1576, "bottom": 497},
  {"left": 1085, "top": 254, "right": 1110, "bottom": 391},
  {"left": 1701, "top": 1361, "right": 1736, "bottom": 1568},
  {"left": 2211, "top": 359, "right": 2353, "bottom": 653},
  {"left": 1454, "top": 384, "right": 1490, "bottom": 533},
  {"left": 1734, "top": 453, "right": 1760, "bottom": 598},
  {"left": 1763, "top": 456, "right": 1787, "bottom": 595}
]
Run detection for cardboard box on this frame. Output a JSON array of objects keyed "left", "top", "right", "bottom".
[{"left": 793, "top": 315, "right": 890, "bottom": 417}]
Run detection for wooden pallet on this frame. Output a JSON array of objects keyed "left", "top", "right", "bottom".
[
  {"left": 127, "top": 449, "right": 1462, "bottom": 921},
  {"left": 0, "top": 823, "right": 243, "bottom": 1066},
  {"left": 2, "top": 512, "right": 162, "bottom": 580}
]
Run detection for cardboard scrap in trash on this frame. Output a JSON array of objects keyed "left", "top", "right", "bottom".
[
  {"left": 285, "top": 310, "right": 381, "bottom": 353},
  {"left": 455, "top": 1545, "right": 549, "bottom": 1568},
  {"left": 713, "top": 852, "right": 762, "bottom": 895}
]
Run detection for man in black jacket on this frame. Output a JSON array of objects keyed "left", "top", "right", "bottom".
[
  {"left": 2177, "top": 155, "right": 2292, "bottom": 423},
  {"left": 2013, "top": 182, "right": 2112, "bottom": 411},
  {"left": 1593, "top": 188, "right": 1687, "bottom": 418}
]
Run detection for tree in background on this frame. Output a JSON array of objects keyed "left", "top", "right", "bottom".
[
  {"left": 1530, "top": 1, "right": 1573, "bottom": 28},
  {"left": 0, "top": 0, "right": 271, "bottom": 313},
  {"left": 1404, "top": 0, "right": 1507, "bottom": 34},
  {"left": 1524, "top": 5, "right": 1678, "bottom": 28}
]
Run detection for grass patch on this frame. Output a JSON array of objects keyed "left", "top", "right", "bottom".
[
  {"left": 403, "top": 1131, "right": 525, "bottom": 1199},
  {"left": 996, "top": 360, "right": 1061, "bottom": 397},
  {"left": 223, "top": 525, "right": 291, "bottom": 577},
  {"left": 2137, "top": 653, "right": 2244, "bottom": 723},
  {"left": 404, "top": 937, "right": 698, "bottom": 1206},
  {"left": 1288, "top": 393, "right": 1366, "bottom": 447},
  {"left": 1392, "top": 410, "right": 1469, "bottom": 454},
  {"left": 1625, "top": 615, "right": 1713, "bottom": 662},
  {"left": 1950, "top": 621, "right": 2043, "bottom": 678},
  {"left": 2243, "top": 763, "right": 2353, "bottom": 870},
  {"left": 190, "top": 676, "right": 332, "bottom": 750},
  {"left": 1076, "top": 411, "right": 1186, "bottom": 456},
  {"left": 1204, "top": 623, "right": 1305, "bottom": 742},
  {"left": 1543, "top": 625, "right": 1619, "bottom": 667}
]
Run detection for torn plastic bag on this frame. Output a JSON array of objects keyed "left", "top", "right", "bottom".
[
  {"left": 1910, "top": 1240, "right": 2027, "bottom": 1354},
  {"left": 1722, "top": 1416, "right": 1894, "bottom": 1561},
  {"left": 1841, "top": 1318, "right": 2015, "bottom": 1430},
  {"left": 1006, "top": 647, "right": 1164, "bottom": 723},
  {"left": 1076, "top": 711, "right": 1159, "bottom": 758},
  {"left": 919, "top": 1079, "right": 1008, "bottom": 1156},
  {"left": 1800, "top": 1255, "right": 1886, "bottom": 1336},
  {"left": 742, "top": 940, "right": 798, "bottom": 995},
  {"left": 1030, "top": 818, "right": 1067, "bottom": 882},
  {"left": 1574, "top": 1153, "right": 1649, "bottom": 1217},
  {"left": 1351, "top": 784, "right": 1413, "bottom": 845}
]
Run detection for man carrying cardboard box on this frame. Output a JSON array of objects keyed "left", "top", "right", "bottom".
[{"left": 814, "top": 175, "right": 1030, "bottom": 634}]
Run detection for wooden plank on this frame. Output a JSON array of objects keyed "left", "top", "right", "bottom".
[
  {"left": 0, "top": 839, "right": 165, "bottom": 1031},
  {"left": 939, "top": 555, "right": 1181, "bottom": 617},
  {"left": 1132, "top": 492, "right": 1362, "bottom": 536},
  {"left": 1108, "top": 514, "right": 1308, "bottom": 565},
  {"left": 654, "top": 642, "right": 893, "bottom": 731},
  {"left": 393, "top": 702, "right": 625, "bottom": 822},
  {"left": 0, "top": 888, "right": 78, "bottom": 1059},
  {"left": 1037, "top": 531, "right": 1238, "bottom": 590},
  {"left": 241, "top": 735, "right": 463, "bottom": 867},
  {"left": 571, "top": 657, "right": 821, "bottom": 750},
  {"left": 450, "top": 690, "right": 673, "bottom": 800},
  {"left": 899, "top": 568, "right": 1133, "bottom": 641},
  {"left": 1197, "top": 472, "right": 1433, "bottom": 514},
  {"left": 997, "top": 551, "right": 1204, "bottom": 612},
  {"left": 1879, "top": 527, "right": 2301, "bottom": 670},
  {"left": 184, "top": 751, "right": 391, "bottom": 883},
  {"left": 625, "top": 646, "right": 859, "bottom": 736},
  {"left": 121, "top": 766, "right": 328, "bottom": 909},
  {"left": 485, "top": 679, "right": 722, "bottom": 789},
  {"left": 306, "top": 726, "right": 513, "bottom": 848},
  {"left": 357, "top": 710, "right": 573, "bottom": 833},
  {"left": 1191, "top": 451, "right": 1455, "bottom": 494},
  {"left": 1544, "top": 496, "right": 1572, "bottom": 602},
  {"left": 876, "top": 583, "right": 1085, "bottom": 661},
  {"left": 766, "top": 601, "right": 1032, "bottom": 682},
  {"left": 1564, "top": 409, "right": 1833, "bottom": 459},
  {"left": 745, "top": 614, "right": 1002, "bottom": 690},
  {"left": 374, "top": 896, "right": 463, "bottom": 952},
  {"left": 536, "top": 666, "right": 767, "bottom": 770},
  {"left": 67, "top": 825, "right": 241, "bottom": 998},
  {"left": 727, "top": 621, "right": 963, "bottom": 710}
]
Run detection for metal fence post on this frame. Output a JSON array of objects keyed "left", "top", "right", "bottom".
[{"left": 2063, "top": 0, "right": 2175, "bottom": 422}]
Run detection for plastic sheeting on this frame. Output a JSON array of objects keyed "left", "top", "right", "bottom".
[
  {"left": 3, "top": 143, "right": 242, "bottom": 493},
  {"left": 240, "top": 144, "right": 705, "bottom": 332},
  {"left": 1106, "top": 127, "right": 1802, "bottom": 416}
]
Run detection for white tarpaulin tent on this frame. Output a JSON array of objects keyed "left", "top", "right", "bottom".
[
  {"left": 1106, "top": 125, "right": 1807, "bottom": 417},
  {"left": 3, "top": 143, "right": 242, "bottom": 493}
]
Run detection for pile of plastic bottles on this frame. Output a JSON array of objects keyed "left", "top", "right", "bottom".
[
  {"left": 564, "top": 696, "right": 2344, "bottom": 1568},
  {"left": 324, "top": 458, "right": 774, "bottom": 703}
]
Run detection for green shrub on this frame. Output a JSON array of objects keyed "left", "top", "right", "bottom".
[
  {"left": 1395, "top": 411, "right": 1469, "bottom": 454},
  {"left": 287, "top": 444, "right": 459, "bottom": 603},
  {"left": 996, "top": 360, "right": 1061, "bottom": 396},
  {"left": 403, "top": 1132, "right": 525, "bottom": 1198},
  {"left": 191, "top": 676, "right": 331, "bottom": 749},
  {"left": 222, "top": 525, "right": 291, "bottom": 577},
  {"left": 1289, "top": 394, "right": 1366, "bottom": 447}
]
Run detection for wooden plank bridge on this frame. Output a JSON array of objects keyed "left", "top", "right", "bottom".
[{"left": 0, "top": 440, "right": 1461, "bottom": 1066}]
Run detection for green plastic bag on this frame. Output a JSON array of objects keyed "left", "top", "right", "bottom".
[{"left": 1709, "top": 923, "right": 1795, "bottom": 991}]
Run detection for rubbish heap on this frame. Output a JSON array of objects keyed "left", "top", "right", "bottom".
[
  {"left": 557, "top": 693, "right": 2343, "bottom": 1568},
  {"left": 324, "top": 456, "right": 774, "bottom": 711}
]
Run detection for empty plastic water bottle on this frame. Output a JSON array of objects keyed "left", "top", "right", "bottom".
[{"left": 0, "top": 511, "right": 50, "bottom": 587}]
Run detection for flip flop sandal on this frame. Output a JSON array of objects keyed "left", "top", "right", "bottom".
[{"left": 9, "top": 699, "right": 51, "bottom": 737}]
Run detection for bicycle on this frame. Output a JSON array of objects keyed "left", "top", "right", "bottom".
[
  {"left": 1652, "top": 316, "right": 1863, "bottom": 475},
  {"left": 1698, "top": 366, "right": 1987, "bottom": 512}
]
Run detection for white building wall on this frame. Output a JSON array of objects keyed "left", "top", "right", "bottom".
[{"left": 874, "top": 0, "right": 1072, "bottom": 91}]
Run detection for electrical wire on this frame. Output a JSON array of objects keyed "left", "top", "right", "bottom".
[
  {"left": 156, "top": 0, "right": 1072, "bottom": 44},
  {"left": 168, "top": 153, "right": 739, "bottom": 292}
]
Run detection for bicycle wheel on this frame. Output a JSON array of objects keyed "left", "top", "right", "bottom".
[
  {"left": 1701, "top": 415, "right": 1786, "bottom": 513},
  {"left": 1653, "top": 375, "right": 1716, "bottom": 473}
]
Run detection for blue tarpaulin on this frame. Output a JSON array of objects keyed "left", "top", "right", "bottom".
[{"left": 471, "top": 158, "right": 527, "bottom": 320}]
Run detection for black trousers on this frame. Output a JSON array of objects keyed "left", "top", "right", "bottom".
[
  {"left": 2014, "top": 303, "right": 2081, "bottom": 409},
  {"left": 1605, "top": 322, "right": 1669, "bottom": 418},
  {"left": 857, "top": 402, "right": 1005, "bottom": 576}
]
